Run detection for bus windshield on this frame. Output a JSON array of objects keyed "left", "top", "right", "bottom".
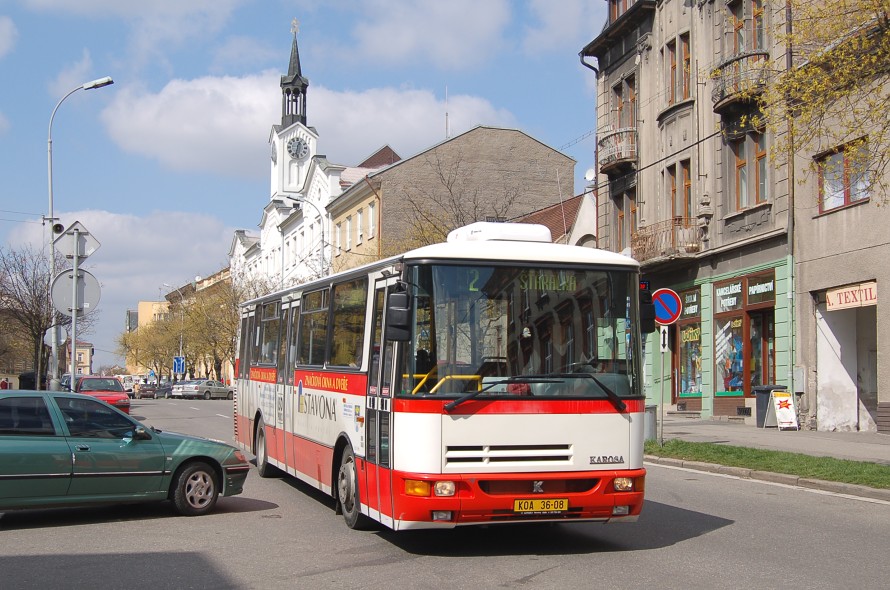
[{"left": 398, "top": 263, "right": 643, "bottom": 400}]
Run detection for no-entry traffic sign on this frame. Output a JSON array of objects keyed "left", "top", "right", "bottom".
[{"left": 652, "top": 288, "right": 682, "bottom": 325}]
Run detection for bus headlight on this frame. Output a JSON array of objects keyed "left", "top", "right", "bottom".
[
  {"left": 434, "top": 481, "right": 455, "bottom": 496},
  {"left": 613, "top": 477, "right": 634, "bottom": 492}
]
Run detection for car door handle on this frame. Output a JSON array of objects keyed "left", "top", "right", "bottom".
[{"left": 75, "top": 444, "right": 90, "bottom": 451}]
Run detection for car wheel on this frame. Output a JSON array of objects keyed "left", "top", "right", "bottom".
[
  {"left": 204, "top": 391, "right": 211, "bottom": 400},
  {"left": 254, "top": 418, "right": 278, "bottom": 478},
  {"left": 171, "top": 461, "right": 219, "bottom": 516},
  {"left": 227, "top": 391, "right": 233, "bottom": 400},
  {"left": 337, "top": 446, "right": 371, "bottom": 529}
]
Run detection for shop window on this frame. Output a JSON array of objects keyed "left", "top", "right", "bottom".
[{"left": 715, "top": 316, "right": 744, "bottom": 393}]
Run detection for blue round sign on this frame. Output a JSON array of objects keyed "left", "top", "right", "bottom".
[{"left": 652, "top": 288, "right": 682, "bottom": 325}]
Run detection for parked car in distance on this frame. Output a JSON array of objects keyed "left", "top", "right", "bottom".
[
  {"left": 134, "top": 383, "right": 157, "bottom": 399},
  {"left": 74, "top": 376, "right": 131, "bottom": 414},
  {"left": 0, "top": 390, "right": 250, "bottom": 516},
  {"left": 171, "top": 379, "right": 234, "bottom": 400},
  {"left": 156, "top": 383, "right": 173, "bottom": 399}
]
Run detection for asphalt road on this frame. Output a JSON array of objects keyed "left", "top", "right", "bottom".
[{"left": 1, "top": 399, "right": 888, "bottom": 589}]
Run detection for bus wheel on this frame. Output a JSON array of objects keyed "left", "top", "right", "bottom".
[
  {"left": 255, "top": 418, "right": 277, "bottom": 478},
  {"left": 337, "top": 446, "right": 369, "bottom": 529}
]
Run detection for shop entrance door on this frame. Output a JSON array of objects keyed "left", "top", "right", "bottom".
[{"left": 748, "top": 310, "right": 775, "bottom": 395}]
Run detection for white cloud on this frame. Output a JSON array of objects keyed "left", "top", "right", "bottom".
[
  {"left": 48, "top": 48, "right": 95, "bottom": 99},
  {"left": 0, "top": 16, "right": 18, "bottom": 59},
  {"left": 23, "top": 0, "right": 243, "bottom": 66},
  {"left": 100, "top": 72, "right": 279, "bottom": 179},
  {"left": 313, "top": 85, "right": 517, "bottom": 164},
  {"left": 347, "top": 0, "right": 512, "bottom": 70},
  {"left": 9, "top": 208, "right": 234, "bottom": 368},
  {"left": 99, "top": 74, "right": 517, "bottom": 179},
  {"left": 523, "top": 0, "right": 608, "bottom": 55}
]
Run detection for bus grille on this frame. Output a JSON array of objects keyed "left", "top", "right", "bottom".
[{"left": 445, "top": 444, "right": 572, "bottom": 466}]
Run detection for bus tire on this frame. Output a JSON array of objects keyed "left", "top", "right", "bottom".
[
  {"left": 254, "top": 418, "right": 277, "bottom": 478},
  {"left": 337, "top": 446, "right": 370, "bottom": 529}
]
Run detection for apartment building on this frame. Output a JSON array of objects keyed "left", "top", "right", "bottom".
[{"left": 581, "top": 0, "right": 793, "bottom": 423}]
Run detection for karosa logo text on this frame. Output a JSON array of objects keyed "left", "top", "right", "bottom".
[
  {"left": 297, "top": 381, "right": 337, "bottom": 420},
  {"left": 589, "top": 455, "right": 624, "bottom": 465}
]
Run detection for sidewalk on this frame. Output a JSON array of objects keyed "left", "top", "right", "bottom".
[{"left": 644, "top": 413, "right": 890, "bottom": 501}]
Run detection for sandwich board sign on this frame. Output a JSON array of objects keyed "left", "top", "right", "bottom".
[{"left": 764, "top": 389, "right": 800, "bottom": 430}]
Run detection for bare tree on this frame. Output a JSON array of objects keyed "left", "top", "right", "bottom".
[
  {"left": 393, "top": 151, "right": 522, "bottom": 253},
  {"left": 0, "top": 245, "right": 54, "bottom": 386}
]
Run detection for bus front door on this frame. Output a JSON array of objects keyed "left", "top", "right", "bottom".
[{"left": 365, "top": 280, "right": 397, "bottom": 526}]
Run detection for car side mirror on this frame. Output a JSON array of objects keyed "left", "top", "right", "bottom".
[{"left": 133, "top": 426, "right": 152, "bottom": 441}]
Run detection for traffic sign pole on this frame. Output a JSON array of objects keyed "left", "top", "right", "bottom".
[{"left": 651, "top": 288, "right": 682, "bottom": 446}]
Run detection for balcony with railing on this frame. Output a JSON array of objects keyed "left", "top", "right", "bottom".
[
  {"left": 598, "top": 128, "right": 637, "bottom": 174},
  {"left": 711, "top": 50, "right": 770, "bottom": 112},
  {"left": 631, "top": 217, "right": 700, "bottom": 264}
]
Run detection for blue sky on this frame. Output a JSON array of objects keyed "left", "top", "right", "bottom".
[{"left": 0, "top": 0, "right": 607, "bottom": 368}]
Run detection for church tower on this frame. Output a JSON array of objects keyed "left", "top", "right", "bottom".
[{"left": 280, "top": 18, "right": 308, "bottom": 128}]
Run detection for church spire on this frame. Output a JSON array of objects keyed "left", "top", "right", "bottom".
[{"left": 280, "top": 18, "right": 309, "bottom": 128}]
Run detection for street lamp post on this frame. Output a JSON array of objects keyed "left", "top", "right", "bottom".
[{"left": 47, "top": 76, "right": 114, "bottom": 390}]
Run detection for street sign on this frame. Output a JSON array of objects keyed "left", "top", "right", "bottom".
[
  {"left": 652, "top": 288, "right": 682, "bottom": 325},
  {"left": 51, "top": 269, "right": 101, "bottom": 317},
  {"left": 173, "top": 356, "right": 185, "bottom": 374},
  {"left": 660, "top": 325, "right": 669, "bottom": 353},
  {"left": 53, "top": 221, "right": 101, "bottom": 259}
]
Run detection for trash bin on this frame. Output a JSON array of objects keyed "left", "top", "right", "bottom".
[
  {"left": 644, "top": 405, "right": 657, "bottom": 441},
  {"left": 753, "top": 384, "right": 784, "bottom": 427}
]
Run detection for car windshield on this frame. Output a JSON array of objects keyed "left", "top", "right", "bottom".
[
  {"left": 396, "top": 263, "right": 644, "bottom": 401},
  {"left": 79, "top": 378, "right": 125, "bottom": 392}
]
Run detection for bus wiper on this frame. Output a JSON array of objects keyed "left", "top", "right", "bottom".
[
  {"left": 443, "top": 377, "right": 560, "bottom": 412},
  {"left": 576, "top": 373, "right": 627, "bottom": 411},
  {"left": 518, "top": 372, "right": 628, "bottom": 412}
]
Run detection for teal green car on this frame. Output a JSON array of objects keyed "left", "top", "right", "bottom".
[{"left": 0, "top": 391, "right": 250, "bottom": 516}]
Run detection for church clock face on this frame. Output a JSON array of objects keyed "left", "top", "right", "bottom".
[{"left": 287, "top": 137, "right": 309, "bottom": 159}]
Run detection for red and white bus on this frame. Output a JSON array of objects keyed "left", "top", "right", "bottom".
[{"left": 234, "top": 222, "right": 656, "bottom": 530}]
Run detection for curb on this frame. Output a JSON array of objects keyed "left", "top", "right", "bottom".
[{"left": 644, "top": 455, "right": 890, "bottom": 502}]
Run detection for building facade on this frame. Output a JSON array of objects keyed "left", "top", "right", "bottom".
[
  {"left": 581, "top": 0, "right": 793, "bottom": 424},
  {"left": 581, "top": 0, "right": 888, "bottom": 432},
  {"left": 328, "top": 126, "right": 576, "bottom": 275}
]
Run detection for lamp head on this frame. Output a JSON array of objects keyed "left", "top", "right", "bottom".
[{"left": 83, "top": 76, "right": 114, "bottom": 90}]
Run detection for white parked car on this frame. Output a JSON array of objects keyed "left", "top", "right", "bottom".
[{"left": 171, "top": 379, "right": 234, "bottom": 400}]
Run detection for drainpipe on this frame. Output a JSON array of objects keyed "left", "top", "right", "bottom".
[
  {"left": 785, "top": 0, "right": 800, "bottom": 423},
  {"left": 580, "top": 53, "right": 599, "bottom": 248}
]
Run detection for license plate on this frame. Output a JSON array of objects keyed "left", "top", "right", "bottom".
[{"left": 513, "top": 498, "right": 568, "bottom": 513}]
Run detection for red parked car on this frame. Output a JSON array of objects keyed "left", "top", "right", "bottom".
[{"left": 74, "top": 376, "right": 131, "bottom": 414}]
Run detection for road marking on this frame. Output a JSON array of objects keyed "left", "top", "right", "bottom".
[
  {"left": 647, "top": 461, "right": 890, "bottom": 506},
  {"left": 216, "top": 413, "right": 230, "bottom": 419}
]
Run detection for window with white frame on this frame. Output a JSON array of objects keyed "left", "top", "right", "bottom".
[
  {"left": 818, "top": 141, "right": 870, "bottom": 212},
  {"left": 356, "top": 208, "right": 363, "bottom": 245},
  {"left": 368, "top": 201, "right": 376, "bottom": 238},
  {"left": 346, "top": 216, "right": 352, "bottom": 250},
  {"left": 336, "top": 222, "right": 342, "bottom": 255}
]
